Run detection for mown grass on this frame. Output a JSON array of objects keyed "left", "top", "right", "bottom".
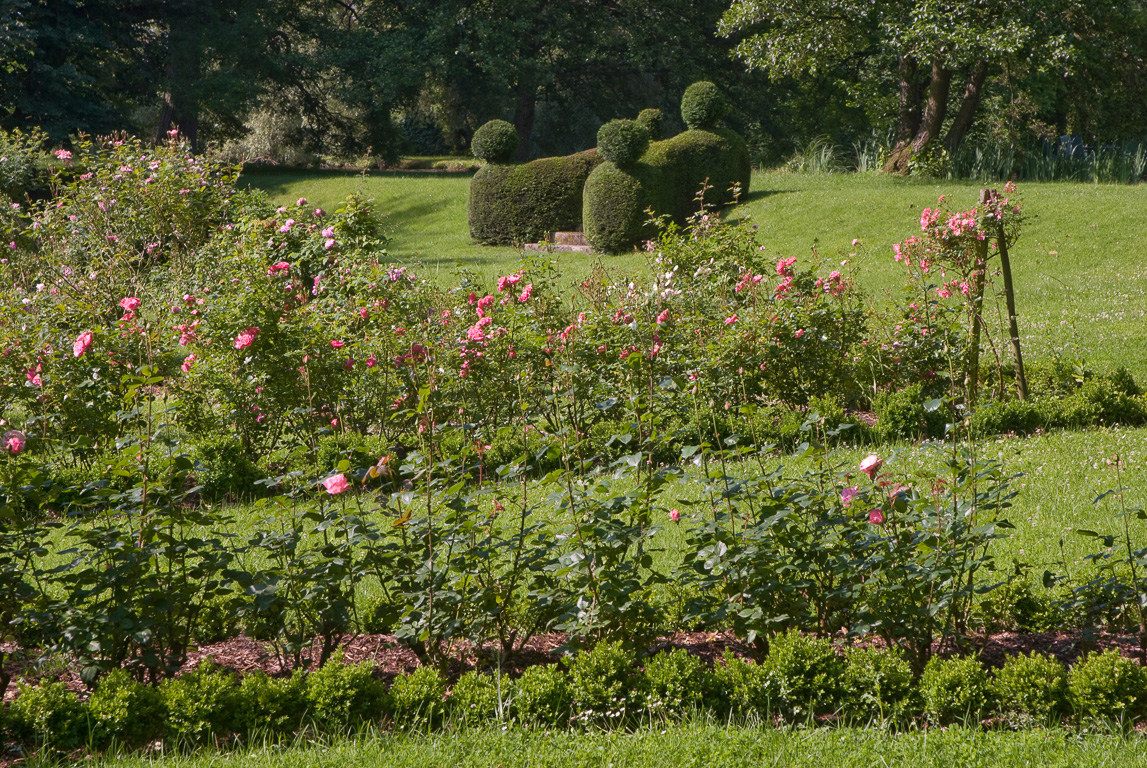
[{"left": 93, "top": 724, "right": 1147, "bottom": 768}]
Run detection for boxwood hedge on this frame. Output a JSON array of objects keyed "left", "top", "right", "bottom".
[{"left": 468, "top": 149, "right": 601, "bottom": 245}]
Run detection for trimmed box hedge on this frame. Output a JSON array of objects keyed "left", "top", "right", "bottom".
[
  {"left": 468, "top": 149, "right": 601, "bottom": 245},
  {"left": 584, "top": 126, "right": 751, "bottom": 252}
]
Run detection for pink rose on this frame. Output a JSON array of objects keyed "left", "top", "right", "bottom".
[
  {"left": 234, "top": 327, "right": 260, "bottom": 349},
  {"left": 4, "top": 430, "right": 26, "bottom": 454},
  {"left": 841, "top": 486, "right": 859, "bottom": 507},
  {"left": 496, "top": 273, "right": 522, "bottom": 293},
  {"left": 72, "top": 330, "right": 93, "bottom": 358},
  {"left": 181, "top": 354, "right": 197, "bottom": 372},
  {"left": 322, "top": 473, "right": 350, "bottom": 495},
  {"left": 330, "top": 340, "right": 345, "bottom": 349},
  {"left": 859, "top": 454, "right": 883, "bottom": 479},
  {"left": 119, "top": 297, "right": 141, "bottom": 312},
  {"left": 868, "top": 509, "right": 885, "bottom": 525},
  {"left": 268, "top": 261, "right": 290, "bottom": 275},
  {"left": 669, "top": 508, "right": 680, "bottom": 522}
]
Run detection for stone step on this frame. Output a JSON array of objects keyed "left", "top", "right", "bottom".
[
  {"left": 552, "top": 231, "right": 587, "bottom": 246},
  {"left": 524, "top": 243, "right": 592, "bottom": 253}
]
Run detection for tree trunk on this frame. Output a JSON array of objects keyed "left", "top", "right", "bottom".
[
  {"left": 513, "top": 81, "right": 536, "bottom": 162},
  {"left": 883, "top": 56, "right": 922, "bottom": 173},
  {"left": 885, "top": 54, "right": 951, "bottom": 174},
  {"left": 943, "top": 60, "right": 988, "bottom": 156},
  {"left": 156, "top": 22, "right": 202, "bottom": 151}
]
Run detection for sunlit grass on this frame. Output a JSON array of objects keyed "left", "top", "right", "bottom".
[{"left": 95, "top": 723, "right": 1147, "bottom": 768}]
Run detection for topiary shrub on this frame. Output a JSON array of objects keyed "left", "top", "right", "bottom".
[
  {"left": 641, "top": 648, "right": 712, "bottom": 718},
  {"left": 842, "top": 646, "right": 916, "bottom": 723},
  {"left": 304, "top": 652, "right": 386, "bottom": 732},
  {"left": 449, "top": 670, "right": 502, "bottom": 726},
  {"left": 471, "top": 120, "right": 518, "bottom": 163},
  {"left": 636, "top": 108, "right": 665, "bottom": 140},
  {"left": 390, "top": 666, "right": 447, "bottom": 729},
  {"left": 991, "top": 652, "right": 1068, "bottom": 723},
  {"left": 761, "top": 629, "right": 845, "bottom": 721},
  {"left": 235, "top": 670, "right": 307, "bottom": 740},
  {"left": 89, "top": 669, "right": 167, "bottom": 751},
  {"left": 192, "top": 435, "right": 266, "bottom": 502},
  {"left": 1069, "top": 649, "right": 1147, "bottom": 722},
  {"left": 583, "top": 86, "right": 751, "bottom": 253},
  {"left": 597, "top": 119, "right": 649, "bottom": 167},
  {"left": 711, "top": 651, "right": 769, "bottom": 719},
  {"left": 971, "top": 398, "right": 1046, "bottom": 437},
  {"left": 512, "top": 664, "right": 571, "bottom": 726},
  {"left": 7, "top": 680, "right": 88, "bottom": 752},
  {"left": 468, "top": 149, "right": 602, "bottom": 245},
  {"left": 874, "top": 385, "right": 925, "bottom": 442},
  {"left": 681, "top": 81, "right": 726, "bottom": 130},
  {"left": 582, "top": 162, "right": 656, "bottom": 253},
  {"left": 566, "top": 641, "right": 638, "bottom": 728},
  {"left": 920, "top": 655, "right": 991, "bottom": 725},
  {"left": 161, "top": 659, "right": 242, "bottom": 747}
]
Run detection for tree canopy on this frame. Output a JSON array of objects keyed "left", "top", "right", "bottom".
[{"left": 1, "top": 0, "right": 1144, "bottom": 170}]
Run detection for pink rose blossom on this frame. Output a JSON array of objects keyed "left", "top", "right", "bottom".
[
  {"left": 496, "top": 273, "right": 522, "bottom": 292},
  {"left": 268, "top": 261, "right": 290, "bottom": 275},
  {"left": 724, "top": 314, "right": 738, "bottom": 325},
  {"left": 366, "top": 354, "right": 377, "bottom": 368},
  {"left": 656, "top": 309, "right": 670, "bottom": 325},
  {"left": 859, "top": 454, "right": 883, "bottom": 479},
  {"left": 321, "top": 473, "right": 350, "bottom": 495},
  {"left": 841, "top": 487, "right": 859, "bottom": 507},
  {"left": 669, "top": 508, "right": 680, "bottom": 522},
  {"left": 119, "top": 297, "right": 141, "bottom": 313},
  {"left": 54, "top": 149, "right": 72, "bottom": 161},
  {"left": 234, "top": 327, "right": 260, "bottom": 349},
  {"left": 72, "top": 331, "right": 93, "bottom": 358},
  {"left": 868, "top": 509, "right": 885, "bottom": 525},
  {"left": 518, "top": 284, "right": 533, "bottom": 302},
  {"left": 181, "top": 354, "right": 197, "bottom": 372},
  {"left": 330, "top": 340, "right": 345, "bottom": 349},
  {"left": 296, "top": 197, "right": 307, "bottom": 207},
  {"left": 5, "top": 430, "right": 25, "bottom": 454}
]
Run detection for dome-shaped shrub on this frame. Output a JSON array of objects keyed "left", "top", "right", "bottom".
[
  {"left": 681, "top": 81, "right": 726, "bottom": 130},
  {"left": 597, "top": 119, "right": 650, "bottom": 167},
  {"left": 471, "top": 120, "right": 519, "bottom": 163},
  {"left": 636, "top": 108, "right": 664, "bottom": 140}
]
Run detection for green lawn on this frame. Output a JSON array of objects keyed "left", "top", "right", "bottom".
[
  {"left": 100, "top": 724, "right": 1147, "bottom": 768},
  {"left": 242, "top": 169, "right": 1147, "bottom": 380}
]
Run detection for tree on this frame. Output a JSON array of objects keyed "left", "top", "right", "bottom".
[{"left": 719, "top": 0, "right": 1075, "bottom": 172}]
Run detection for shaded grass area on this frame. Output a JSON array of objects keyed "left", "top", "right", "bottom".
[{"left": 99, "top": 724, "right": 1147, "bottom": 768}]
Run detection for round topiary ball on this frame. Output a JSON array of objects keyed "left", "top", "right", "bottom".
[
  {"left": 471, "top": 120, "right": 519, "bottom": 163},
  {"left": 636, "top": 108, "right": 664, "bottom": 140},
  {"left": 596, "top": 119, "right": 650, "bottom": 167},
  {"left": 681, "top": 81, "right": 726, "bottom": 130}
]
